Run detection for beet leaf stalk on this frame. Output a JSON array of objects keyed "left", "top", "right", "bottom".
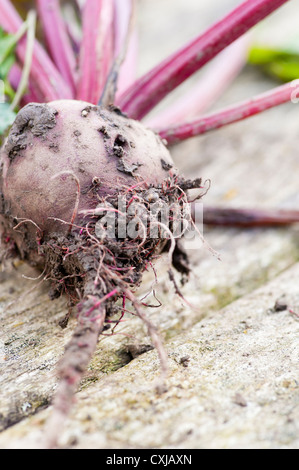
[
  {"left": 0, "top": 0, "right": 72, "bottom": 101},
  {"left": 158, "top": 79, "right": 299, "bottom": 144},
  {"left": 116, "top": 0, "right": 290, "bottom": 120},
  {"left": 8, "top": 64, "right": 44, "bottom": 104},
  {"left": 98, "top": 0, "right": 135, "bottom": 107},
  {"left": 76, "top": 0, "right": 115, "bottom": 104},
  {"left": 144, "top": 36, "right": 250, "bottom": 129},
  {"left": 200, "top": 207, "right": 299, "bottom": 227},
  {"left": 9, "top": 10, "right": 36, "bottom": 111},
  {"left": 113, "top": 0, "right": 137, "bottom": 98}
]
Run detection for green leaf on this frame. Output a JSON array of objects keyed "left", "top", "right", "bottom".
[
  {"left": 265, "top": 61, "right": 299, "bottom": 82},
  {"left": 0, "top": 28, "right": 18, "bottom": 111},
  {"left": 248, "top": 46, "right": 299, "bottom": 82},
  {"left": 0, "top": 53, "right": 15, "bottom": 80},
  {"left": 249, "top": 47, "right": 298, "bottom": 64},
  {"left": 0, "top": 102, "right": 16, "bottom": 135},
  {"left": 0, "top": 28, "right": 17, "bottom": 72}
]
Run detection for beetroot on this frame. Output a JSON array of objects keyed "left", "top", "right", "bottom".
[{"left": 0, "top": 99, "right": 201, "bottom": 447}]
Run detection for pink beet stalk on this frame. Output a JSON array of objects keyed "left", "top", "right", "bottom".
[
  {"left": 36, "top": 0, "right": 77, "bottom": 96},
  {"left": 113, "top": 0, "right": 138, "bottom": 97},
  {"left": 145, "top": 36, "right": 250, "bottom": 129},
  {"left": 76, "top": 0, "right": 115, "bottom": 104},
  {"left": 113, "top": 0, "right": 134, "bottom": 57},
  {"left": 0, "top": 0, "right": 72, "bottom": 101},
  {"left": 158, "top": 79, "right": 299, "bottom": 144},
  {"left": 116, "top": 0, "right": 290, "bottom": 120},
  {"left": 116, "top": 29, "right": 138, "bottom": 99},
  {"left": 201, "top": 207, "right": 299, "bottom": 227}
]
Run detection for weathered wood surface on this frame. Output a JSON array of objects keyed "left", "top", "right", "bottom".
[{"left": 0, "top": 0, "right": 298, "bottom": 449}]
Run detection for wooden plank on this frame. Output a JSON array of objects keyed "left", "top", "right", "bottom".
[{"left": 0, "top": 0, "right": 298, "bottom": 449}]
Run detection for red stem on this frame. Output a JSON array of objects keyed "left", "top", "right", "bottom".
[
  {"left": 76, "top": 0, "right": 114, "bottom": 104},
  {"left": 199, "top": 206, "right": 299, "bottom": 227},
  {"left": 113, "top": 0, "right": 138, "bottom": 98},
  {"left": 8, "top": 64, "right": 42, "bottom": 104},
  {"left": 158, "top": 79, "right": 299, "bottom": 144},
  {"left": 0, "top": 0, "right": 72, "bottom": 102},
  {"left": 36, "top": 0, "right": 77, "bottom": 96},
  {"left": 116, "top": 29, "right": 138, "bottom": 99},
  {"left": 116, "top": 0, "right": 290, "bottom": 120},
  {"left": 113, "top": 0, "right": 133, "bottom": 58}
]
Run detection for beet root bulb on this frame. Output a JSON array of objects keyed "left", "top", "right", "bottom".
[
  {"left": 0, "top": 100, "right": 203, "bottom": 447},
  {"left": 0, "top": 100, "right": 174, "bottom": 256}
]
